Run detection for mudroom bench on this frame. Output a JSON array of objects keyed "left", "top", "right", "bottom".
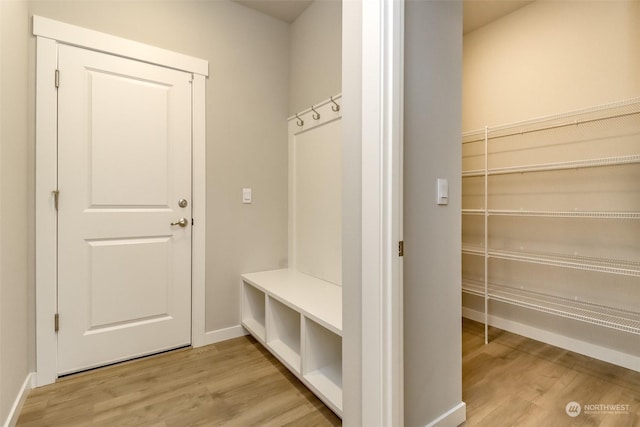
[{"left": 241, "top": 269, "right": 342, "bottom": 417}]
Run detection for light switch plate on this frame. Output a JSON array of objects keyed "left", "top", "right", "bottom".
[
  {"left": 437, "top": 178, "right": 448, "bottom": 205},
  {"left": 242, "top": 188, "right": 252, "bottom": 204}
]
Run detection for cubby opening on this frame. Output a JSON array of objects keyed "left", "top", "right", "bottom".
[
  {"left": 267, "top": 298, "right": 302, "bottom": 373},
  {"left": 241, "top": 283, "right": 266, "bottom": 342},
  {"left": 303, "top": 318, "right": 342, "bottom": 412}
]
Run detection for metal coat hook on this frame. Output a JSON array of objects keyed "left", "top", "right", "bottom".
[
  {"left": 311, "top": 105, "right": 320, "bottom": 120},
  {"left": 295, "top": 113, "right": 304, "bottom": 127},
  {"left": 330, "top": 96, "right": 340, "bottom": 112}
]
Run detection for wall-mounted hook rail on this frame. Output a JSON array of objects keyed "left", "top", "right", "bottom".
[
  {"left": 295, "top": 113, "right": 304, "bottom": 127},
  {"left": 330, "top": 96, "right": 340, "bottom": 112},
  {"left": 311, "top": 105, "right": 320, "bottom": 120}
]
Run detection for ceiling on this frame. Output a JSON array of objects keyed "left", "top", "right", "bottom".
[
  {"left": 233, "top": 0, "right": 534, "bottom": 30},
  {"left": 463, "top": 0, "right": 534, "bottom": 34},
  {"left": 233, "top": 0, "right": 313, "bottom": 23}
]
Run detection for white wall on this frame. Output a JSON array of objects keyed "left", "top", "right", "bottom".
[
  {"left": 463, "top": 0, "right": 640, "bottom": 130},
  {"left": 403, "top": 1, "right": 464, "bottom": 425},
  {"left": 26, "top": 0, "right": 290, "bottom": 336},
  {"left": 463, "top": 0, "right": 640, "bottom": 362},
  {"left": 0, "top": 0, "right": 30, "bottom": 423},
  {"left": 289, "top": 0, "right": 342, "bottom": 115}
]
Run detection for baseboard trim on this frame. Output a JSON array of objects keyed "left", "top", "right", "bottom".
[
  {"left": 424, "top": 401, "right": 466, "bottom": 427},
  {"left": 462, "top": 307, "right": 640, "bottom": 372},
  {"left": 3, "top": 372, "right": 36, "bottom": 427},
  {"left": 203, "top": 325, "right": 248, "bottom": 346}
]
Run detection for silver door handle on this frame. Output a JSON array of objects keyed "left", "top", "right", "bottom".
[{"left": 171, "top": 218, "right": 188, "bottom": 227}]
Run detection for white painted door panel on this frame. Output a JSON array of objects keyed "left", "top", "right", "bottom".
[{"left": 57, "top": 44, "right": 192, "bottom": 374}]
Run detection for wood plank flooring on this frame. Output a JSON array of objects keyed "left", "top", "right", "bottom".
[
  {"left": 462, "top": 319, "right": 640, "bottom": 426},
  {"left": 17, "top": 336, "right": 341, "bottom": 426},
  {"left": 18, "top": 320, "right": 640, "bottom": 426}
]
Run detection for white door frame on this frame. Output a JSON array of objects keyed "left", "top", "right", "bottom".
[
  {"left": 360, "top": 0, "right": 404, "bottom": 425},
  {"left": 33, "top": 15, "right": 208, "bottom": 386}
]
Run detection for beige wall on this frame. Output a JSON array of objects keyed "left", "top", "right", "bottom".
[
  {"left": 463, "top": 0, "right": 640, "bottom": 130},
  {"left": 462, "top": 1, "right": 640, "bottom": 359},
  {"left": 289, "top": 0, "right": 341, "bottom": 115},
  {"left": 26, "top": 1, "right": 290, "bottom": 335},
  {"left": 403, "top": 1, "right": 463, "bottom": 425},
  {"left": 341, "top": 0, "right": 362, "bottom": 423},
  {"left": 0, "top": 0, "right": 30, "bottom": 422}
]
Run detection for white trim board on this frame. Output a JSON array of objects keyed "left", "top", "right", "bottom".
[
  {"left": 34, "top": 16, "right": 208, "bottom": 386},
  {"left": 203, "top": 325, "right": 248, "bottom": 346},
  {"left": 32, "top": 16, "right": 208, "bottom": 76},
  {"left": 360, "top": 0, "right": 405, "bottom": 425},
  {"left": 2, "top": 373, "right": 36, "bottom": 427},
  {"left": 424, "top": 402, "right": 467, "bottom": 427},
  {"left": 190, "top": 73, "right": 207, "bottom": 349},
  {"left": 462, "top": 307, "right": 640, "bottom": 372}
]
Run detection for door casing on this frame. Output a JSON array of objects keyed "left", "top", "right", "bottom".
[{"left": 34, "top": 15, "right": 208, "bottom": 386}]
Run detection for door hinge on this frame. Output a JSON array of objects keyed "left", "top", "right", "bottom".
[
  {"left": 192, "top": 218, "right": 194, "bottom": 226},
  {"left": 54, "top": 313, "right": 59, "bottom": 333},
  {"left": 52, "top": 190, "right": 59, "bottom": 210},
  {"left": 55, "top": 69, "right": 60, "bottom": 88},
  {"left": 398, "top": 241, "right": 404, "bottom": 257}
]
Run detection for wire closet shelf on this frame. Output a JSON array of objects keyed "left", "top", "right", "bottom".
[{"left": 461, "top": 97, "right": 640, "bottom": 342}]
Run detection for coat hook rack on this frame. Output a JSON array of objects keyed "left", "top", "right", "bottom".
[
  {"left": 311, "top": 105, "right": 320, "bottom": 120},
  {"left": 330, "top": 96, "right": 340, "bottom": 112},
  {"left": 295, "top": 113, "right": 304, "bottom": 127}
]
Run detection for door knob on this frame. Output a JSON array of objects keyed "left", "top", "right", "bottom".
[{"left": 171, "top": 218, "right": 188, "bottom": 227}]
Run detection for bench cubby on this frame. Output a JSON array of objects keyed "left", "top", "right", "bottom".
[{"left": 241, "top": 269, "right": 342, "bottom": 417}]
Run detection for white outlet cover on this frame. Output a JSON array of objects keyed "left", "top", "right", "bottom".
[{"left": 242, "top": 188, "right": 252, "bottom": 204}]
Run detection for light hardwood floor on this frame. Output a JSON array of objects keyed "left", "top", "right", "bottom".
[
  {"left": 18, "top": 321, "right": 640, "bottom": 426},
  {"left": 17, "top": 337, "right": 341, "bottom": 426},
  {"left": 462, "top": 319, "right": 640, "bottom": 426}
]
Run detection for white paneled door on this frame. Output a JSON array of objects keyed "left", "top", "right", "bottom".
[{"left": 57, "top": 44, "right": 193, "bottom": 375}]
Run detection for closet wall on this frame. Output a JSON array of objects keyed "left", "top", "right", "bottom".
[
  {"left": 0, "top": 0, "right": 30, "bottom": 422},
  {"left": 404, "top": 1, "right": 464, "bottom": 425},
  {"left": 462, "top": 1, "right": 640, "bottom": 361},
  {"left": 464, "top": 1, "right": 640, "bottom": 130}
]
